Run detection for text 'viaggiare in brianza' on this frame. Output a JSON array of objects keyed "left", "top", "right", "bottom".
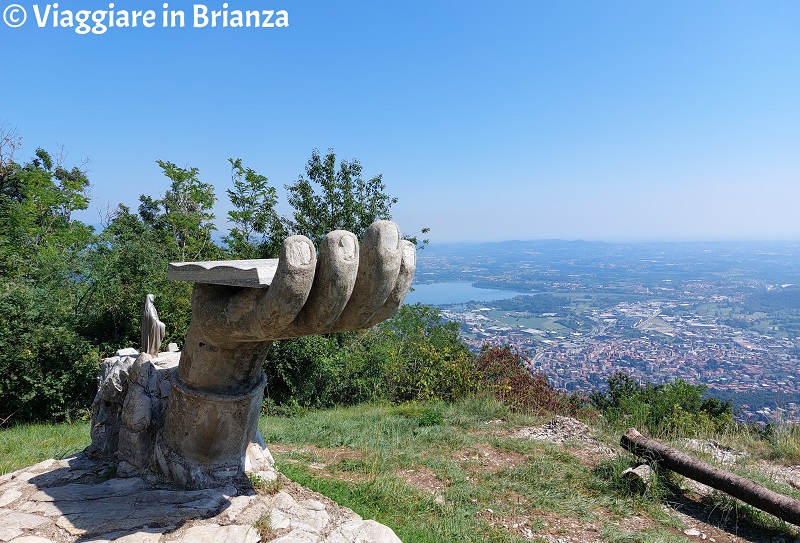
[{"left": 2, "top": 2, "right": 289, "bottom": 33}]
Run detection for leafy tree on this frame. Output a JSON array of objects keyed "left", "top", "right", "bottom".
[
  {"left": 589, "top": 370, "right": 641, "bottom": 412},
  {"left": 0, "top": 147, "right": 93, "bottom": 281},
  {"left": 78, "top": 160, "right": 222, "bottom": 352},
  {"left": 283, "top": 149, "right": 398, "bottom": 247},
  {"left": 138, "top": 161, "right": 219, "bottom": 262},
  {"left": 224, "top": 158, "right": 284, "bottom": 259},
  {"left": 79, "top": 204, "right": 193, "bottom": 352},
  {"left": 0, "top": 143, "right": 98, "bottom": 423},
  {"left": 0, "top": 121, "right": 22, "bottom": 180}
]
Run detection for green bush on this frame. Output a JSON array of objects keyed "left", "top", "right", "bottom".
[
  {"left": 263, "top": 334, "right": 371, "bottom": 409},
  {"left": 262, "top": 304, "right": 480, "bottom": 411},
  {"left": 590, "top": 371, "right": 734, "bottom": 437},
  {"left": 378, "top": 304, "right": 479, "bottom": 403},
  {"left": 0, "top": 281, "right": 98, "bottom": 423}
]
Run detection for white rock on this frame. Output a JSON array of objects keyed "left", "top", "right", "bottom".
[
  {"left": 0, "top": 488, "right": 22, "bottom": 507},
  {"left": 218, "top": 494, "right": 253, "bottom": 524},
  {"left": 170, "top": 524, "right": 261, "bottom": 543},
  {"left": 116, "top": 348, "right": 139, "bottom": 357},
  {"left": 7, "top": 536, "right": 57, "bottom": 543},
  {"left": 324, "top": 519, "right": 403, "bottom": 543},
  {"left": 270, "top": 529, "right": 319, "bottom": 543},
  {"left": 120, "top": 386, "right": 152, "bottom": 432},
  {"left": 84, "top": 528, "right": 162, "bottom": 542},
  {"left": 0, "top": 510, "right": 49, "bottom": 541},
  {"left": 304, "top": 499, "right": 326, "bottom": 512}
]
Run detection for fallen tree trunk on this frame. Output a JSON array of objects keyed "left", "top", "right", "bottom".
[{"left": 620, "top": 427, "right": 800, "bottom": 526}]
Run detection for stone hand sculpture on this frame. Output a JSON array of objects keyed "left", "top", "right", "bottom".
[
  {"left": 140, "top": 294, "right": 166, "bottom": 357},
  {"left": 156, "top": 220, "right": 415, "bottom": 487}
]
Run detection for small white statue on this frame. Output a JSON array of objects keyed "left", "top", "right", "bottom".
[{"left": 141, "top": 294, "right": 165, "bottom": 357}]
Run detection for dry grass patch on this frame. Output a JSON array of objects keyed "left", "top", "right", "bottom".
[
  {"left": 530, "top": 510, "right": 603, "bottom": 543},
  {"left": 396, "top": 465, "right": 449, "bottom": 494},
  {"left": 475, "top": 508, "right": 537, "bottom": 539},
  {"left": 454, "top": 443, "right": 527, "bottom": 475}
]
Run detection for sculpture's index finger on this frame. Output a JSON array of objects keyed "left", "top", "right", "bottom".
[{"left": 258, "top": 235, "right": 317, "bottom": 339}]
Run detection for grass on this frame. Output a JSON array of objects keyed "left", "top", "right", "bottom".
[
  {"left": 0, "top": 420, "right": 91, "bottom": 475},
  {"left": 253, "top": 512, "right": 272, "bottom": 539},
  {"left": 259, "top": 396, "right": 700, "bottom": 543},
  {"left": 248, "top": 472, "right": 283, "bottom": 495},
  {"left": 4, "top": 398, "right": 800, "bottom": 542}
]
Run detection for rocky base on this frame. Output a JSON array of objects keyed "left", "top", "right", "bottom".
[
  {"left": 0, "top": 453, "right": 402, "bottom": 543},
  {"left": 89, "top": 348, "right": 274, "bottom": 488}
]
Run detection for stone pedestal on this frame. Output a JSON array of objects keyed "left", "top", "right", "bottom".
[
  {"left": 89, "top": 349, "right": 274, "bottom": 486},
  {"left": 155, "top": 371, "right": 268, "bottom": 487}
]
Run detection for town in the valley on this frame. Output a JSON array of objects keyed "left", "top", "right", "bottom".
[{"left": 413, "top": 239, "right": 800, "bottom": 424}]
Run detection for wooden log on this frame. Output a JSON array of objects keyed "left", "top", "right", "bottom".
[{"left": 620, "top": 427, "right": 800, "bottom": 526}]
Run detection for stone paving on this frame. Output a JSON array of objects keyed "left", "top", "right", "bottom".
[{"left": 0, "top": 454, "right": 401, "bottom": 543}]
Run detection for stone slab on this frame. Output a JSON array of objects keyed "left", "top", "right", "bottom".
[
  {"left": 1, "top": 454, "right": 403, "bottom": 543},
  {"left": 167, "top": 259, "right": 279, "bottom": 288},
  {"left": 168, "top": 524, "right": 260, "bottom": 543},
  {"left": 0, "top": 489, "right": 22, "bottom": 507},
  {"left": 7, "top": 537, "right": 56, "bottom": 543},
  {"left": 0, "top": 510, "right": 48, "bottom": 541},
  {"left": 323, "top": 520, "right": 403, "bottom": 543},
  {"left": 83, "top": 529, "right": 163, "bottom": 543}
]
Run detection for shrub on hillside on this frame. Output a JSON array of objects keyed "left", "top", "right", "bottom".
[
  {"left": 262, "top": 304, "right": 480, "bottom": 411},
  {"left": 378, "top": 304, "right": 479, "bottom": 403},
  {"left": 475, "top": 345, "right": 581, "bottom": 415},
  {"left": 590, "top": 371, "right": 734, "bottom": 437}
]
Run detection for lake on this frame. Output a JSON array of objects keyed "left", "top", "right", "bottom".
[{"left": 403, "top": 281, "right": 530, "bottom": 306}]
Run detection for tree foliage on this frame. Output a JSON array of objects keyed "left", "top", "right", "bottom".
[
  {"left": 0, "top": 136, "right": 436, "bottom": 423},
  {"left": 284, "top": 149, "right": 398, "bottom": 247},
  {"left": 590, "top": 370, "right": 734, "bottom": 437},
  {"left": 0, "top": 138, "right": 98, "bottom": 422},
  {"left": 224, "top": 158, "right": 284, "bottom": 259},
  {"left": 78, "top": 204, "right": 192, "bottom": 351},
  {"left": 138, "top": 160, "right": 219, "bottom": 262}
]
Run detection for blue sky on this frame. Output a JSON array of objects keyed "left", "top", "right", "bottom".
[{"left": 2, "top": 1, "right": 798, "bottom": 242}]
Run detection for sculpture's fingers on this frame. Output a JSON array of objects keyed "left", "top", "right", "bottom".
[
  {"left": 281, "top": 230, "right": 359, "bottom": 338},
  {"left": 333, "top": 220, "right": 402, "bottom": 331},
  {"left": 258, "top": 235, "right": 317, "bottom": 339},
  {"left": 364, "top": 240, "right": 416, "bottom": 327}
]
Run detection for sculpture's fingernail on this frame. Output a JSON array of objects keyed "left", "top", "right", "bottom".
[
  {"left": 286, "top": 239, "right": 313, "bottom": 266},
  {"left": 377, "top": 221, "right": 400, "bottom": 251},
  {"left": 401, "top": 240, "right": 416, "bottom": 265},
  {"left": 338, "top": 233, "right": 357, "bottom": 261}
]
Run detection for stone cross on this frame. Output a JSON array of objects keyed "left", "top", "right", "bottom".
[{"left": 154, "top": 220, "right": 415, "bottom": 487}]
